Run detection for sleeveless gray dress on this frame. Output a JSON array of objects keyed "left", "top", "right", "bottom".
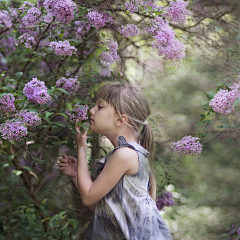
[{"left": 81, "top": 136, "right": 172, "bottom": 240}]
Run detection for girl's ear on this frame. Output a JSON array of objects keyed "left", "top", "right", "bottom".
[{"left": 116, "top": 114, "right": 128, "bottom": 127}]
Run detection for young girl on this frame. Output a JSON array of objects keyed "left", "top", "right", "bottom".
[{"left": 58, "top": 83, "right": 173, "bottom": 240}]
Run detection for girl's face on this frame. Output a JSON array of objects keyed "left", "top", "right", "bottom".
[{"left": 89, "top": 99, "right": 119, "bottom": 135}]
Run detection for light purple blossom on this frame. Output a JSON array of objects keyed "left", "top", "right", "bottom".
[
  {"left": 125, "top": 0, "right": 139, "bottom": 12},
  {"left": 15, "top": 110, "right": 41, "bottom": 127},
  {"left": 0, "top": 120, "right": 28, "bottom": 141},
  {"left": 43, "top": 0, "right": 77, "bottom": 23},
  {"left": 238, "top": 227, "right": 240, "bottom": 235},
  {"left": 49, "top": 40, "right": 77, "bottom": 56},
  {"left": 19, "top": 1, "right": 35, "bottom": 11},
  {"left": 146, "top": 17, "right": 186, "bottom": 61},
  {"left": 66, "top": 104, "right": 88, "bottom": 123},
  {"left": 209, "top": 83, "right": 240, "bottom": 114},
  {"left": 100, "top": 40, "right": 120, "bottom": 65},
  {"left": 22, "top": 7, "right": 42, "bottom": 27},
  {"left": 172, "top": 135, "right": 203, "bottom": 155},
  {"left": 125, "top": 0, "right": 162, "bottom": 12},
  {"left": 0, "top": 94, "right": 16, "bottom": 114},
  {"left": 164, "top": 0, "right": 192, "bottom": 24},
  {"left": 56, "top": 77, "right": 80, "bottom": 94},
  {"left": 118, "top": 24, "right": 140, "bottom": 37},
  {"left": 19, "top": 33, "right": 36, "bottom": 49},
  {"left": 23, "top": 78, "right": 51, "bottom": 104},
  {"left": 156, "top": 191, "right": 175, "bottom": 210},
  {"left": 0, "top": 10, "right": 13, "bottom": 28},
  {"left": 86, "top": 10, "right": 114, "bottom": 29}
]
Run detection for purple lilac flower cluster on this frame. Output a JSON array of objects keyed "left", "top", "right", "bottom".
[
  {"left": 49, "top": 40, "right": 77, "bottom": 56},
  {"left": 19, "top": 33, "right": 36, "bottom": 49},
  {"left": 23, "top": 78, "right": 51, "bottom": 104},
  {"left": 0, "top": 10, "right": 13, "bottom": 28},
  {"left": 125, "top": 0, "right": 162, "bottom": 13},
  {"left": 172, "top": 135, "right": 203, "bottom": 155},
  {"left": 15, "top": 110, "right": 41, "bottom": 127},
  {"left": 164, "top": 0, "right": 191, "bottom": 24},
  {"left": 66, "top": 104, "right": 88, "bottom": 123},
  {"left": 0, "top": 94, "right": 16, "bottom": 114},
  {"left": 43, "top": 0, "right": 77, "bottom": 23},
  {"left": 22, "top": 7, "right": 42, "bottom": 27},
  {"left": 19, "top": 1, "right": 35, "bottom": 11},
  {"left": 0, "top": 120, "right": 28, "bottom": 141},
  {"left": 86, "top": 10, "right": 114, "bottom": 29},
  {"left": 146, "top": 17, "right": 186, "bottom": 61},
  {"left": 56, "top": 77, "right": 80, "bottom": 94},
  {"left": 118, "top": 24, "right": 140, "bottom": 37},
  {"left": 156, "top": 191, "right": 175, "bottom": 210},
  {"left": 100, "top": 40, "right": 120, "bottom": 65},
  {"left": 209, "top": 83, "right": 240, "bottom": 114}
]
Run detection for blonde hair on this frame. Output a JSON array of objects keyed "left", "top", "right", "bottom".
[{"left": 96, "top": 83, "right": 156, "bottom": 201}]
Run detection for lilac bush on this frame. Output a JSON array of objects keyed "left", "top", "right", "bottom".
[
  {"left": 43, "top": 0, "right": 77, "bottom": 23},
  {"left": 0, "top": 94, "right": 16, "bottom": 114},
  {"left": 156, "top": 191, "right": 175, "bottom": 210},
  {"left": 146, "top": 17, "right": 186, "bottom": 60},
  {"left": 56, "top": 77, "right": 80, "bottom": 94},
  {"left": 118, "top": 24, "right": 140, "bottom": 37},
  {"left": 100, "top": 40, "right": 120, "bottom": 65},
  {"left": 0, "top": 120, "right": 28, "bottom": 141},
  {"left": 66, "top": 104, "right": 89, "bottom": 123},
  {"left": 23, "top": 78, "right": 51, "bottom": 104},
  {"left": 49, "top": 40, "right": 77, "bottom": 56},
  {"left": 163, "top": 0, "right": 192, "bottom": 24},
  {"left": 172, "top": 135, "right": 203, "bottom": 155},
  {"left": 15, "top": 110, "right": 41, "bottom": 127},
  {"left": 209, "top": 82, "right": 240, "bottom": 114},
  {"left": 19, "top": 33, "right": 36, "bottom": 49},
  {"left": 86, "top": 10, "right": 114, "bottom": 29}
]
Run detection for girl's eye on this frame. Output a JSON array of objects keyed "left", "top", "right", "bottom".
[{"left": 98, "top": 105, "right": 103, "bottom": 109}]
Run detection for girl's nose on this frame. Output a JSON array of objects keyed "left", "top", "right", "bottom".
[{"left": 89, "top": 107, "right": 94, "bottom": 115}]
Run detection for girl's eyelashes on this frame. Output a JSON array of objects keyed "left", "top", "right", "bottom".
[{"left": 98, "top": 105, "right": 103, "bottom": 109}]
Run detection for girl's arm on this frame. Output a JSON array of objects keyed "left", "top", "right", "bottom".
[
  {"left": 75, "top": 120, "right": 138, "bottom": 206},
  {"left": 71, "top": 175, "right": 95, "bottom": 213}
]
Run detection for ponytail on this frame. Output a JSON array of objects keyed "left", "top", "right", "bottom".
[{"left": 139, "top": 125, "right": 156, "bottom": 201}]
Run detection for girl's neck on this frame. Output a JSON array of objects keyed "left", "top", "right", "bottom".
[{"left": 108, "top": 134, "right": 137, "bottom": 148}]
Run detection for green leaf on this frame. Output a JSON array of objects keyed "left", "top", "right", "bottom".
[
  {"left": 15, "top": 72, "right": 23, "bottom": 80},
  {"left": 56, "top": 88, "right": 69, "bottom": 94},
  {"left": 233, "top": 98, "right": 240, "bottom": 107},
  {"left": 69, "top": 219, "right": 79, "bottom": 230},
  {"left": 217, "top": 125, "right": 224, "bottom": 128},
  {"left": 200, "top": 114, "right": 205, "bottom": 120},
  {"left": 54, "top": 113, "right": 68, "bottom": 118},
  {"left": 206, "top": 91, "right": 215, "bottom": 100},
  {"left": 201, "top": 100, "right": 209, "bottom": 106},
  {"left": 12, "top": 170, "right": 23, "bottom": 176},
  {"left": 205, "top": 120, "right": 211, "bottom": 123},
  {"left": 46, "top": 111, "right": 54, "bottom": 119},
  {"left": 69, "top": 128, "right": 77, "bottom": 135},
  {"left": 53, "top": 121, "right": 66, "bottom": 127},
  {"left": 196, "top": 122, "right": 203, "bottom": 126},
  {"left": 101, "top": 32, "right": 106, "bottom": 38},
  {"left": 223, "top": 123, "right": 229, "bottom": 128}
]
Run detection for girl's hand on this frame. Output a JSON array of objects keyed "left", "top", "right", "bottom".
[
  {"left": 75, "top": 118, "right": 87, "bottom": 149},
  {"left": 58, "top": 154, "right": 77, "bottom": 179}
]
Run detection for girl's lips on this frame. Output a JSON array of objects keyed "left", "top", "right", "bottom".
[{"left": 90, "top": 118, "right": 94, "bottom": 122}]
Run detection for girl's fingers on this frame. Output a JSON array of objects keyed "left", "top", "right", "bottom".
[
  {"left": 59, "top": 157, "right": 68, "bottom": 163},
  {"left": 75, "top": 119, "right": 81, "bottom": 134},
  {"left": 68, "top": 156, "right": 77, "bottom": 162},
  {"left": 58, "top": 162, "right": 68, "bottom": 167}
]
